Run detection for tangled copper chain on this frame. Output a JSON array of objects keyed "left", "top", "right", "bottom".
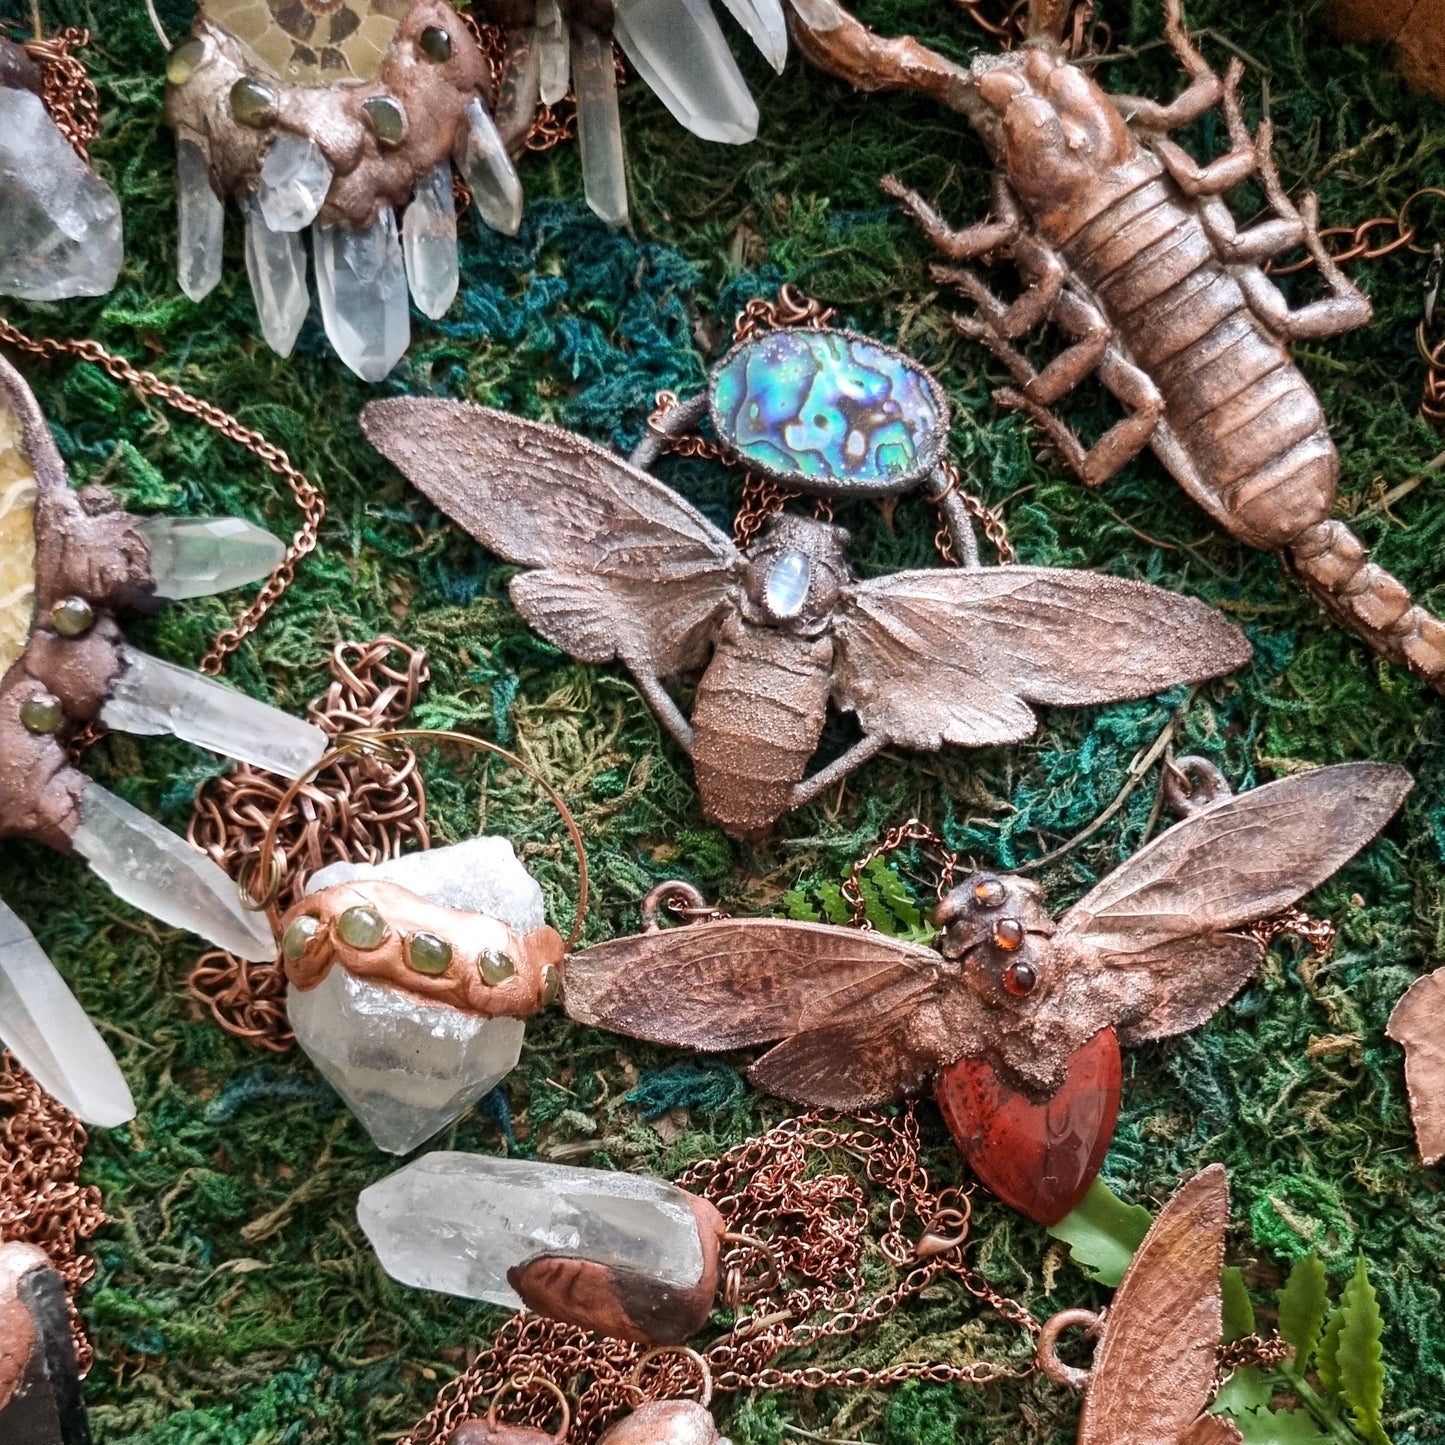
[
  {"left": 0, "top": 322, "right": 326, "bottom": 676},
  {"left": 0, "top": 1054, "right": 106, "bottom": 1376},
  {"left": 20, "top": 25, "right": 101, "bottom": 160},
  {"left": 842, "top": 817, "right": 958, "bottom": 928},
  {"left": 645, "top": 287, "right": 1013, "bottom": 557},
  {"left": 187, "top": 639, "right": 432, "bottom": 1051},
  {"left": 405, "top": 1108, "right": 1038, "bottom": 1445}
]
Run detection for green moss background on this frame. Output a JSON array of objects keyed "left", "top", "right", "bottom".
[{"left": 1, "top": 0, "right": 1443, "bottom": 1440}]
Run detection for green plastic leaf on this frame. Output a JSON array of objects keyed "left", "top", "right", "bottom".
[
  {"left": 1222, "top": 1265, "right": 1256, "bottom": 1341},
  {"left": 1215, "top": 1366, "right": 1271, "bottom": 1417},
  {"left": 1045, "top": 1177, "right": 1152, "bottom": 1286},
  {"left": 780, "top": 887, "right": 820, "bottom": 923},
  {"left": 1277, "top": 1254, "right": 1329, "bottom": 1366},
  {"left": 1336, "top": 1256, "right": 1390, "bottom": 1445},
  {"left": 1315, "top": 1298, "right": 1345, "bottom": 1401},
  {"left": 1215, "top": 1406, "right": 1333, "bottom": 1445}
]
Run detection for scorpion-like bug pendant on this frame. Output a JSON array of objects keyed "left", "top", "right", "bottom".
[{"left": 785, "top": 0, "right": 1445, "bottom": 694}]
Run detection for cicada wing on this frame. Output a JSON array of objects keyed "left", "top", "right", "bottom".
[
  {"left": 563, "top": 918, "right": 943, "bottom": 1052},
  {"left": 1053, "top": 763, "right": 1413, "bottom": 1043},
  {"left": 361, "top": 401, "right": 740, "bottom": 676},
  {"left": 1181, "top": 1419, "right": 1244, "bottom": 1445},
  {"left": 1386, "top": 968, "right": 1445, "bottom": 1167},
  {"left": 1077, "top": 1164, "right": 1229, "bottom": 1445},
  {"left": 833, "top": 569, "right": 1250, "bottom": 750},
  {"left": 747, "top": 970, "right": 952, "bottom": 1110}
]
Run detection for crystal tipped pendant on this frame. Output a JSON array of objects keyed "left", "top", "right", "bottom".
[
  {"left": 571, "top": 26, "right": 628, "bottom": 227},
  {"left": 242, "top": 194, "right": 310, "bottom": 357},
  {"left": 313, "top": 210, "right": 410, "bottom": 383},
  {"left": 613, "top": 0, "right": 758, "bottom": 143},
  {"left": 256, "top": 133, "right": 334, "bottom": 233},
  {"left": 720, "top": 0, "right": 788, "bottom": 72},
  {"left": 100, "top": 644, "right": 327, "bottom": 779},
  {"left": 133, "top": 515, "right": 285, "bottom": 599},
  {"left": 457, "top": 100, "right": 524, "bottom": 237},
  {"left": 0, "top": 86, "right": 123, "bottom": 301},
  {"left": 402, "top": 164, "right": 460, "bottom": 320},
  {"left": 535, "top": 0, "right": 570, "bottom": 105},
  {"left": 71, "top": 782, "right": 276, "bottom": 962},
  {"left": 0, "top": 900, "right": 135, "bottom": 1128},
  {"left": 175, "top": 137, "right": 224, "bottom": 302},
  {"left": 358, "top": 1152, "right": 709, "bottom": 1305}
]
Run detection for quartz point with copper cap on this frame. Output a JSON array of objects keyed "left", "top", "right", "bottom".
[
  {"left": 255, "top": 133, "right": 333, "bottom": 234},
  {"left": 456, "top": 100, "right": 523, "bottom": 237},
  {"left": 286, "top": 838, "right": 550, "bottom": 1154},
  {"left": 134, "top": 515, "right": 285, "bottom": 600},
  {"left": 402, "top": 163, "right": 459, "bottom": 320},
  {"left": 571, "top": 25, "right": 628, "bottom": 227},
  {"left": 313, "top": 209, "right": 410, "bottom": 383},
  {"left": 242, "top": 194, "right": 310, "bottom": 357},
  {"left": 357, "top": 1152, "right": 707, "bottom": 1308},
  {"left": 175, "top": 136, "right": 224, "bottom": 302}
]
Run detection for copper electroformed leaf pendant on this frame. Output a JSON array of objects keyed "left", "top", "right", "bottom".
[
  {"left": 1386, "top": 967, "right": 1445, "bottom": 1168},
  {"left": 784, "top": 0, "right": 1445, "bottom": 694},
  {"left": 361, "top": 397, "right": 1251, "bottom": 837},
  {"left": 562, "top": 759, "right": 1412, "bottom": 1222}
]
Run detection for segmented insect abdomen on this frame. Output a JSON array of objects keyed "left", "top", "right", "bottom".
[
  {"left": 691, "top": 618, "right": 833, "bottom": 836},
  {"left": 1061, "top": 175, "right": 1335, "bottom": 550}
]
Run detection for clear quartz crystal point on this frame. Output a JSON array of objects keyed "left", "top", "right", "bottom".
[
  {"left": 0, "top": 86, "right": 123, "bottom": 301},
  {"left": 402, "top": 164, "right": 460, "bottom": 320},
  {"left": 71, "top": 782, "right": 276, "bottom": 962},
  {"left": 242, "top": 194, "right": 310, "bottom": 357},
  {"left": 571, "top": 26, "right": 628, "bottom": 227},
  {"left": 495, "top": 30, "right": 543, "bottom": 145},
  {"left": 0, "top": 900, "right": 136, "bottom": 1128},
  {"left": 256, "top": 133, "right": 334, "bottom": 233},
  {"left": 357, "top": 1152, "right": 707, "bottom": 1305},
  {"left": 787, "top": 0, "right": 846, "bottom": 29},
  {"left": 290, "top": 838, "right": 546, "bottom": 1154},
  {"left": 457, "top": 100, "right": 524, "bottom": 237},
  {"left": 535, "top": 0, "right": 570, "bottom": 105},
  {"left": 100, "top": 644, "right": 327, "bottom": 779},
  {"left": 613, "top": 0, "right": 759, "bottom": 144},
  {"left": 134, "top": 515, "right": 285, "bottom": 599},
  {"left": 313, "top": 210, "right": 410, "bottom": 383},
  {"left": 175, "top": 137, "right": 224, "bottom": 302},
  {"left": 720, "top": 0, "right": 788, "bottom": 72}
]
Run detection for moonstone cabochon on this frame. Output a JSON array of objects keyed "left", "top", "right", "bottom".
[{"left": 708, "top": 327, "right": 950, "bottom": 496}]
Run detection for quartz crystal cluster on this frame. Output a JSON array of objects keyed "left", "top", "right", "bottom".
[
  {"left": 357, "top": 1152, "right": 708, "bottom": 1307},
  {"left": 287, "top": 838, "right": 550, "bottom": 1153}
]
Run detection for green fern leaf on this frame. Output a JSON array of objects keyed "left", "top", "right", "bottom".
[
  {"left": 863, "top": 858, "right": 924, "bottom": 934},
  {"left": 1045, "top": 1177, "right": 1152, "bottom": 1286},
  {"left": 781, "top": 888, "right": 820, "bottom": 922},
  {"left": 1335, "top": 1256, "right": 1389, "bottom": 1444},
  {"left": 1222, "top": 1265, "right": 1256, "bottom": 1341},
  {"left": 1315, "top": 1298, "right": 1345, "bottom": 1401},
  {"left": 1215, "top": 1406, "right": 1333, "bottom": 1444},
  {"left": 816, "top": 881, "right": 850, "bottom": 926},
  {"left": 1277, "top": 1254, "right": 1329, "bottom": 1367}
]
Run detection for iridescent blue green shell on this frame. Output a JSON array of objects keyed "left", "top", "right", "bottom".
[{"left": 707, "top": 328, "right": 948, "bottom": 495}]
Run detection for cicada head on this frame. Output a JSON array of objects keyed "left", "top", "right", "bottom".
[
  {"left": 739, "top": 513, "right": 853, "bottom": 630},
  {"left": 936, "top": 871, "right": 1055, "bottom": 1008}
]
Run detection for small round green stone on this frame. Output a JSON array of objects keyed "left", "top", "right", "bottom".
[
  {"left": 337, "top": 905, "right": 386, "bottom": 951},
  {"left": 230, "top": 77, "right": 279, "bottom": 129},
  {"left": 50, "top": 596, "right": 95, "bottom": 638},
  {"left": 282, "top": 914, "right": 321, "bottom": 961},
  {"left": 541, "top": 964, "right": 561, "bottom": 1008},
  {"left": 479, "top": 950, "right": 515, "bottom": 986},
  {"left": 418, "top": 25, "right": 453, "bottom": 62},
  {"left": 363, "top": 95, "right": 406, "bottom": 147},
  {"left": 166, "top": 38, "right": 205, "bottom": 86},
  {"left": 19, "top": 694, "right": 63, "bottom": 734},
  {"left": 407, "top": 931, "right": 453, "bottom": 975}
]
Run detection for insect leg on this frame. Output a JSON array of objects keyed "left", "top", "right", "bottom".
[
  {"left": 787, "top": 734, "right": 887, "bottom": 811},
  {"left": 1153, "top": 60, "right": 1258, "bottom": 196},
  {"left": 631, "top": 671, "right": 697, "bottom": 753},
  {"left": 1109, "top": 0, "right": 1222, "bottom": 132},
  {"left": 882, "top": 173, "right": 1024, "bottom": 263}
]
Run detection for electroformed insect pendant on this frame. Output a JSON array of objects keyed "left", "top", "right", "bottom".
[
  {"left": 362, "top": 322, "right": 1253, "bottom": 838},
  {"left": 163, "top": 0, "right": 523, "bottom": 381}
]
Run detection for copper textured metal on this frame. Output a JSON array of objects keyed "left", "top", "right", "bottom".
[
  {"left": 405, "top": 1108, "right": 1039, "bottom": 1445},
  {"left": 1320, "top": 0, "right": 1445, "bottom": 102},
  {"left": 166, "top": 0, "right": 492, "bottom": 229},
  {"left": 0, "top": 1240, "right": 93, "bottom": 1444},
  {"left": 563, "top": 760, "right": 1411, "bottom": 1214},
  {"left": 1036, "top": 1164, "right": 1243, "bottom": 1445},
  {"left": 1386, "top": 966, "right": 1445, "bottom": 1167},
  {"left": 14, "top": 27, "right": 102, "bottom": 162},
  {"left": 786, "top": 0, "right": 1445, "bottom": 694},
  {"left": 361, "top": 398, "right": 1251, "bottom": 837}
]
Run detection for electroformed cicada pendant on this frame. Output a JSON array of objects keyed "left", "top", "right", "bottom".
[{"left": 163, "top": 0, "right": 523, "bottom": 381}]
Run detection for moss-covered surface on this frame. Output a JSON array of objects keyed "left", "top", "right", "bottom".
[{"left": 1, "top": 0, "right": 1443, "bottom": 1440}]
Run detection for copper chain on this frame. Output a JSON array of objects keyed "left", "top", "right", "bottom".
[
  {"left": 841, "top": 818, "right": 958, "bottom": 929},
  {"left": 1245, "top": 904, "right": 1336, "bottom": 959},
  {"left": 929, "top": 460, "right": 1016, "bottom": 565},
  {"left": 22, "top": 25, "right": 101, "bottom": 160},
  {"left": 405, "top": 1108, "right": 1037, "bottom": 1445},
  {"left": 0, "top": 1053, "right": 106, "bottom": 1376},
  {"left": 0, "top": 322, "right": 326, "bottom": 675},
  {"left": 186, "top": 639, "right": 431, "bottom": 1051}
]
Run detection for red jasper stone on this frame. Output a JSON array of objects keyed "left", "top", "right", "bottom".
[{"left": 935, "top": 1028, "right": 1122, "bottom": 1225}]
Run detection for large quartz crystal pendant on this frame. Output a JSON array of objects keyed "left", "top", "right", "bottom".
[
  {"left": 287, "top": 837, "right": 547, "bottom": 1153},
  {"left": 357, "top": 1152, "right": 709, "bottom": 1307},
  {"left": 0, "top": 85, "right": 123, "bottom": 301}
]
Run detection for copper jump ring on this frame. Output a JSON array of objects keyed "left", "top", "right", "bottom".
[{"left": 487, "top": 1376, "right": 572, "bottom": 1442}]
